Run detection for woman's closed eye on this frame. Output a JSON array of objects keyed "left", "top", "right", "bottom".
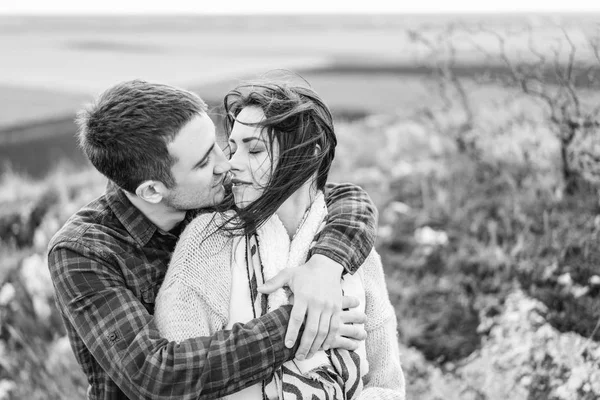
[{"left": 227, "top": 141, "right": 264, "bottom": 157}]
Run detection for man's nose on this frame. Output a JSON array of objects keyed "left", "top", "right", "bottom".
[{"left": 213, "top": 146, "right": 231, "bottom": 175}]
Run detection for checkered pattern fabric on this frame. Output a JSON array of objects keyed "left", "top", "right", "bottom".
[{"left": 47, "top": 181, "right": 376, "bottom": 399}]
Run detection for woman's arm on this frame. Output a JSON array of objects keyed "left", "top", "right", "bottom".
[
  {"left": 361, "top": 250, "right": 406, "bottom": 400},
  {"left": 359, "top": 321, "right": 406, "bottom": 400},
  {"left": 155, "top": 279, "right": 221, "bottom": 341}
]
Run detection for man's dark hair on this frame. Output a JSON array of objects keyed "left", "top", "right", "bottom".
[
  {"left": 223, "top": 78, "right": 337, "bottom": 235},
  {"left": 76, "top": 79, "right": 207, "bottom": 193}
]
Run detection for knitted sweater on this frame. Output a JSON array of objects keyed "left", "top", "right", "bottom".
[{"left": 155, "top": 197, "right": 406, "bottom": 400}]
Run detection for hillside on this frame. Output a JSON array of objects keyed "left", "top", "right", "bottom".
[{"left": 1, "top": 96, "right": 600, "bottom": 398}]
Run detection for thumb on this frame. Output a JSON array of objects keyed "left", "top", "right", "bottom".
[{"left": 258, "top": 269, "right": 291, "bottom": 294}]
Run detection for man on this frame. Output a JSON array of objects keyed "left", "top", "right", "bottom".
[{"left": 48, "top": 80, "right": 379, "bottom": 399}]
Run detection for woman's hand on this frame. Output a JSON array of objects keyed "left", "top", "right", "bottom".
[
  {"left": 258, "top": 254, "right": 353, "bottom": 360},
  {"left": 286, "top": 293, "right": 368, "bottom": 353},
  {"left": 327, "top": 304, "right": 367, "bottom": 351}
]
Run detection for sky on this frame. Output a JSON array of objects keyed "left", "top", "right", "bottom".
[{"left": 2, "top": 0, "right": 600, "bottom": 14}]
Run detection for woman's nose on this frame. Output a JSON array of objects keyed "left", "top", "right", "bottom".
[{"left": 228, "top": 149, "right": 244, "bottom": 172}]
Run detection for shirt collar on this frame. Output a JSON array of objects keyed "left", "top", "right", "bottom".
[
  {"left": 104, "top": 181, "right": 203, "bottom": 246},
  {"left": 105, "top": 181, "right": 160, "bottom": 246}
]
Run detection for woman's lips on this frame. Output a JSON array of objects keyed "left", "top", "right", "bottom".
[
  {"left": 231, "top": 178, "right": 252, "bottom": 186},
  {"left": 222, "top": 172, "right": 232, "bottom": 187}
]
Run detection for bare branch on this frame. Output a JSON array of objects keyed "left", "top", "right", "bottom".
[
  {"left": 520, "top": 79, "right": 561, "bottom": 124},
  {"left": 465, "top": 27, "right": 496, "bottom": 62},
  {"left": 527, "top": 24, "right": 549, "bottom": 70},
  {"left": 407, "top": 29, "right": 435, "bottom": 49},
  {"left": 485, "top": 27, "right": 562, "bottom": 122},
  {"left": 548, "top": 45, "right": 577, "bottom": 121},
  {"left": 561, "top": 26, "right": 577, "bottom": 84},
  {"left": 560, "top": 26, "right": 582, "bottom": 116},
  {"left": 590, "top": 34, "right": 600, "bottom": 65},
  {"left": 580, "top": 314, "right": 600, "bottom": 354}
]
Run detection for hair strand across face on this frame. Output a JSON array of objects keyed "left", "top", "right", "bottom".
[{"left": 220, "top": 78, "right": 337, "bottom": 236}]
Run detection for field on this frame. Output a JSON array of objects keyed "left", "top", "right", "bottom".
[{"left": 1, "top": 14, "right": 600, "bottom": 400}]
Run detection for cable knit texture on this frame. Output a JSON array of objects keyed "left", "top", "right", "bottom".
[
  {"left": 155, "top": 194, "right": 406, "bottom": 400},
  {"left": 360, "top": 250, "right": 406, "bottom": 400},
  {"left": 155, "top": 213, "right": 234, "bottom": 340}
]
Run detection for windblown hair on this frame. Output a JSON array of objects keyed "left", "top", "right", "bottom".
[
  {"left": 76, "top": 79, "right": 207, "bottom": 193},
  {"left": 222, "top": 79, "right": 337, "bottom": 235}
]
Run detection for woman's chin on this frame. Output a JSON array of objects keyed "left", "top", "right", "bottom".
[
  {"left": 233, "top": 196, "right": 248, "bottom": 209},
  {"left": 233, "top": 190, "right": 259, "bottom": 209}
]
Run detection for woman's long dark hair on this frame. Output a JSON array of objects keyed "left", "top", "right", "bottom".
[{"left": 221, "top": 78, "right": 337, "bottom": 237}]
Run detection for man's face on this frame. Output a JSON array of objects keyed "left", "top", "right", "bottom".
[
  {"left": 163, "top": 113, "right": 230, "bottom": 211},
  {"left": 228, "top": 106, "right": 279, "bottom": 209}
]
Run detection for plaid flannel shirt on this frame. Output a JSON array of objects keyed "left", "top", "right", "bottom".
[{"left": 48, "top": 181, "right": 376, "bottom": 400}]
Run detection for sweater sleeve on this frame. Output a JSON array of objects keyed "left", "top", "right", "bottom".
[
  {"left": 155, "top": 279, "right": 221, "bottom": 342},
  {"left": 155, "top": 213, "right": 230, "bottom": 340},
  {"left": 361, "top": 250, "right": 406, "bottom": 400}
]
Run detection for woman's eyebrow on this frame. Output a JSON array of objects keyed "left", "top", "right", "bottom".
[
  {"left": 242, "top": 137, "right": 264, "bottom": 144},
  {"left": 229, "top": 137, "right": 264, "bottom": 144}
]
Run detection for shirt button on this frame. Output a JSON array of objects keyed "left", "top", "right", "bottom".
[{"left": 108, "top": 332, "right": 118, "bottom": 342}]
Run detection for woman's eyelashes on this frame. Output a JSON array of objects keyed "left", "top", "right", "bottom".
[{"left": 228, "top": 144, "right": 264, "bottom": 158}]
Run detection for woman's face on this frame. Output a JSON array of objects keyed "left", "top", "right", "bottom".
[{"left": 228, "top": 106, "right": 279, "bottom": 208}]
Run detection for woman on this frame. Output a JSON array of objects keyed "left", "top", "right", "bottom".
[{"left": 155, "top": 80, "right": 405, "bottom": 399}]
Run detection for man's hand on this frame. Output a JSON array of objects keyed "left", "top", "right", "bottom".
[{"left": 258, "top": 254, "right": 345, "bottom": 360}]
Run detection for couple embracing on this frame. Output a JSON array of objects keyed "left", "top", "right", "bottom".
[{"left": 48, "top": 75, "right": 405, "bottom": 399}]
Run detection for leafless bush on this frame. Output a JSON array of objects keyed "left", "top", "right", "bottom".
[
  {"left": 410, "top": 19, "right": 600, "bottom": 194},
  {"left": 470, "top": 21, "right": 600, "bottom": 193},
  {"left": 407, "top": 24, "right": 476, "bottom": 155}
]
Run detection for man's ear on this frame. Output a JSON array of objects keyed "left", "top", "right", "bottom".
[{"left": 135, "top": 181, "right": 167, "bottom": 204}]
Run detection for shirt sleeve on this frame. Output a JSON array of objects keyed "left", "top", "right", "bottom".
[
  {"left": 310, "top": 182, "right": 379, "bottom": 274},
  {"left": 48, "top": 242, "right": 296, "bottom": 400}
]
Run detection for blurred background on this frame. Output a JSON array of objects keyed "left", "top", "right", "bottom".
[{"left": 1, "top": 2, "right": 600, "bottom": 399}]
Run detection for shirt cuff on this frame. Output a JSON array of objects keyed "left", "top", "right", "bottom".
[
  {"left": 260, "top": 305, "right": 305, "bottom": 361},
  {"left": 310, "top": 246, "right": 353, "bottom": 276}
]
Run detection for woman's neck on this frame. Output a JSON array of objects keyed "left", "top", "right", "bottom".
[{"left": 276, "top": 181, "right": 317, "bottom": 239}]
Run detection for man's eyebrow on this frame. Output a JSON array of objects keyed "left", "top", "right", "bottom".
[{"left": 193, "top": 143, "right": 215, "bottom": 168}]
